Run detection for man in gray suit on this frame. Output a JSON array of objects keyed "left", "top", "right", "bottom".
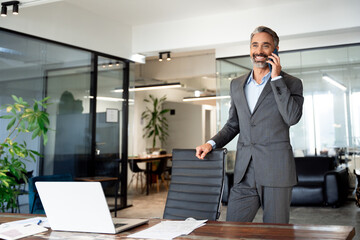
[{"left": 196, "top": 26, "right": 304, "bottom": 224}]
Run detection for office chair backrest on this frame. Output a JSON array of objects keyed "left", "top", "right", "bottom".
[
  {"left": 163, "top": 148, "right": 226, "bottom": 220},
  {"left": 129, "top": 160, "right": 145, "bottom": 173},
  {"left": 28, "top": 173, "right": 72, "bottom": 214}
]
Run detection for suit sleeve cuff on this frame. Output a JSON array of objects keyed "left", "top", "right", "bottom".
[{"left": 207, "top": 140, "right": 216, "bottom": 149}]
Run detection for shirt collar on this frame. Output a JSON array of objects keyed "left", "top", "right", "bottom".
[{"left": 246, "top": 70, "right": 271, "bottom": 85}]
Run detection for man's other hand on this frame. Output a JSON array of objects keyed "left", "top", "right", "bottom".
[{"left": 195, "top": 143, "right": 213, "bottom": 159}]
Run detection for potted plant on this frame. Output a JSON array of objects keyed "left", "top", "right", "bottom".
[
  {"left": 141, "top": 94, "right": 170, "bottom": 153},
  {"left": 0, "top": 95, "right": 50, "bottom": 212}
]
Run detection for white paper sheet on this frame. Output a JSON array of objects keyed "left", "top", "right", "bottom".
[
  {"left": 128, "top": 218, "right": 207, "bottom": 240},
  {"left": 0, "top": 223, "right": 48, "bottom": 240},
  {"left": 0, "top": 217, "right": 50, "bottom": 228}
]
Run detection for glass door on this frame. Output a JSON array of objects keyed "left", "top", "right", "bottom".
[
  {"left": 45, "top": 57, "right": 92, "bottom": 177},
  {"left": 94, "top": 56, "right": 124, "bottom": 195}
]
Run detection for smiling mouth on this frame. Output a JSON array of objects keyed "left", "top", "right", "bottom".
[{"left": 253, "top": 54, "right": 268, "bottom": 62}]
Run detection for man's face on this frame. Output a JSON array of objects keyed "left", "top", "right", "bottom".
[{"left": 250, "top": 32, "right": 276, "bottom": 69}]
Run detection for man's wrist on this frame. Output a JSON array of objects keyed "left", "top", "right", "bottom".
[
  {"left": 271, "top": 76, "right": 282, "bottom": 81},
  {"left": 207, "top": 140, "right": 216, "bottom": 149}
]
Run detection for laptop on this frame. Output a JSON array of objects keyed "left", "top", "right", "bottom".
[{"left": 35, "top": 181, "right": 148, "bottom": 234}]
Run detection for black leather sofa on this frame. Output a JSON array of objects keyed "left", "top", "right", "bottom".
[
  {"left": 222, "top": 156, "right": 349, "bottom": 208},
  {"left": 291, "top": 156, "right": 349, "bottom": 207}
]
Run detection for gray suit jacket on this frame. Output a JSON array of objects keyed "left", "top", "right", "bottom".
[{"left": 211, "top": 71, "right": 304, "bottom": 187}]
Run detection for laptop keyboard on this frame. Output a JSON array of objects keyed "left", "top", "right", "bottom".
[{"left": 114, "top": 223, "right": 127, "bottom": 228}]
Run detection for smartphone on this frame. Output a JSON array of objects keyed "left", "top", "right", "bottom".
[{"left": 268, "top": 48, "right": 279, "bottom": 71}]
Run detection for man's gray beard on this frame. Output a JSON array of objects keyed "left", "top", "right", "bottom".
[{"left": 250, "top": 58, "right": 267, "bottom": 68}]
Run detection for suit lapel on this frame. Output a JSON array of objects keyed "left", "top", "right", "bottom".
[
  {"left": 237, "top": 73, "right": 251, "bottom": 117},
  {"left": 252, "top": 78, "right": 272, "bottom": 115}
]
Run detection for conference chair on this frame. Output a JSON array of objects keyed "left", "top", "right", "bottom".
[
  {"left": 163, "top": 148, "right": 226, "bottom": 220},
  {"left": 128, "top": 160, "right": 146, "bottom": 192},
  {"left": 28, "top": 174, "right": 72, "bottom": 214},
  {"left": 149, "top": 158, "right": 170, "bottom": 193},
  {"left": 7, "top": 170, "right": 33, "bottom": 213}
]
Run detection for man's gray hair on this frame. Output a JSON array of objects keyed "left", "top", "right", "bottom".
[{"left": 250, "top": 26, "right": 279, "bottom": 48}]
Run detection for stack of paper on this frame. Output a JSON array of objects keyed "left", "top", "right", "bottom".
[
  {"left": 0, "top": 217, "right": 49, "bottom": 240},
  {"left": 128, "top": 218, "right": 207, "bottom": 240}
]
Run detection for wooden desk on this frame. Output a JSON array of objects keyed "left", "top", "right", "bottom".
[
  {"left": 128, "top": 154, "right": 172, "bottom": 195},
  {"left": 75, "top": 176, "right": 120, "bottom": 217},
  {"left": 0, "top": 214, "right": 355, "bottom": 239}
]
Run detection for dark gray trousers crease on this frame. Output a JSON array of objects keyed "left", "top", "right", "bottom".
[{"left": 226, "top": 159, "right": 292, "bottom": 223}]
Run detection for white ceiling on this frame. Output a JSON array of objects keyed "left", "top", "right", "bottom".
[
  {"left": 66, "top": 0, "right": 293, "bottom": 26},
  {"left": 16, "top": 0, "right": 291, "bottom": 26}
]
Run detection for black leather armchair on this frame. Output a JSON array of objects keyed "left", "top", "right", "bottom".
[{"left": 291, "top": 156, "right": 349, "bottom": 207}]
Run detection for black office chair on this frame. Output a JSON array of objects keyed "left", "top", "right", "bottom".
[
  {"left": 7, "top": 170, "right": 33, "bottom": 213},
  {"left": 163, "top": 148, "right": 226, "bottom": 220},
  {"left": 149, "top": 158, "right": 169, "bottom": 192},
  {"left": 28, "top": 174, "right": 72, "bottom": 214},
  {"left": 128, "top": 160, "right": 146, "bottom": 192},
  {"left": 16, "top": 170, "right": 33, "bottom": 213}
]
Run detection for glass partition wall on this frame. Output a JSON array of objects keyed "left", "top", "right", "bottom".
[
  {"left": 216, "top": 44, "right": 360, "bottom": 179},
  {"left": 0, "top": 28, "right": 134, "bottom": 212}
]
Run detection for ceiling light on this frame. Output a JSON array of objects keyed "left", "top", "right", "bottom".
[
  {"left": 113, "top": 82, "right": 182, "bottom": 92},
  {"left": 159, "top": 51, "right": 171, "bottom": 62},
  {"left": 1, "top": 1, "right": 20, "bottom": 17},
  {"left": 83, "top": 96, "right": 134, "bottom": 103},
  {"left": 1, "top": 6, "right": 7, "bottom": 16},
  {"left": 12, "top": 2, "right": 18, "bottom": 14},
  {"left": 133, "top": 82, "right": 181, "bottom": 91},
  {"left": 322, "top": 74, "right": 347, "bottom": 91},
  {"left": 183, "top": 95, "right": 231, "bottom": 102}
]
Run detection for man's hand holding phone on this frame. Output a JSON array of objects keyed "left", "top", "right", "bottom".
[{"left": 267, "top": 49, "right": 282, "bottom": 79}]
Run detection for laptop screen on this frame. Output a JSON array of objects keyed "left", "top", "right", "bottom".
[{"left": 35, "top": 181, "right": 117, "bottom": 234}]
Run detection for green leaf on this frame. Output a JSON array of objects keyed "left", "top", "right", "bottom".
[
  {"left": 0, "top": 115, "right": 14, "bottom": 119},
  {"left": 33, "top": 102, "right": 38, "bottom": 112},
  {"left": 6, "top": 118, "right": 16, "bottom": 130},
  {"left": 160, "top": 109, "right": 170, "bottom": 114},
  {"left": 19, "top": 120, "right": 26, "bottom": 130},
  {"left": 41, "top": 96, "right": 50, "bottom": 102},
  {"left": 37, "top": 118, "right": 45, "bottom": 130},
  {"left": 29, "top": 150, "right": 41, "bottom": 156},
  {"left": 40, "top": 114, "right": 50, "bottom": 125},
  {"left": 12, "top": 95, "right": 19, "bottom": 103},
  {"left": 43, "top": 134, "right": 48, "bottom": 145},
  {"left": 31, "top": 127, "right": 41, "bottom": 139}
]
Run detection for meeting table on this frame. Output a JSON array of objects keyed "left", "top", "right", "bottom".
[
  {"left": 128, "top": 153, "right": 172, "bottom": 195},
  {"left": 0, "top": 213, "right": 355, "bottom": 239}
]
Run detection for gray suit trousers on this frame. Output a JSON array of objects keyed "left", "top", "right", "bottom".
[{"left": 226, "top": 159, "right": 293, "bottom": 224}]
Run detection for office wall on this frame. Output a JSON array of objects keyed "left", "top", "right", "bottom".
[
  {"left": 0, "top": 1, "right": 133, "bottom": 59},
  {"left": 132, "top": 89, "right": 191, "bottom": 156},
  {"left": 162, "top": 102, "right": 204, "bottom": 153}
]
